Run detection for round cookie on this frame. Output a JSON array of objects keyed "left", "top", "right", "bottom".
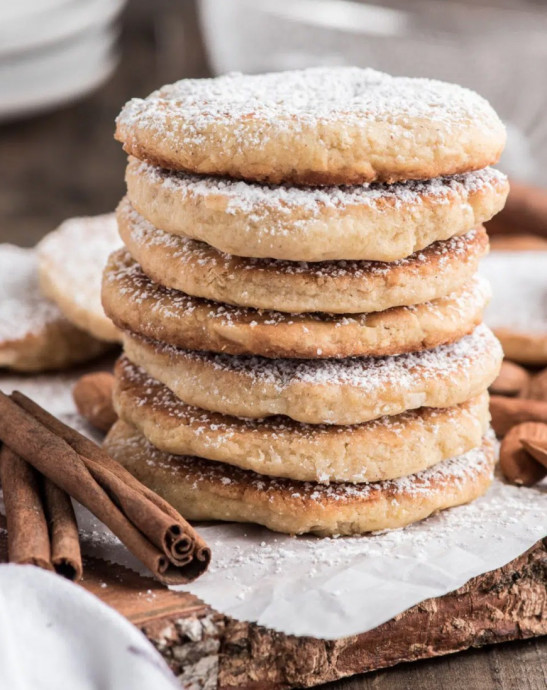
[
  {"left": 122, "top": 324, "right": 503, "bottom": 425},
  {"left": 0, "top": 245, "right": 107, "bottom": 372},
  {"left": 116, "top": 67, "right": 505, "bottom": 186},
  {"left": 104, "top": 249, "right": 490, "bottom": 359},
  {"left": 481, "top": 250, "right": 547, "bottom": 365},
  {"left": 114, "top": 356, "right": 491, "bottom": 484},
  {"left": 104, "top": 421, "right": 495, "bottom": 537},
  {"left": 38, "top": 213, "right": 122, "bottom": 343},
  {"left": 118, "top": 198, "right": 490, "bottom": 313},
  {"left": 123, "top": 160, "right": 507, "bottom": 262}
]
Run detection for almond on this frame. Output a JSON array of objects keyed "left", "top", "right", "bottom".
[
  {"left": 489, "top": 360, "right": 530, "bottom": 397},
  {"left": 73, "top": 372, "right": 117, "bottom": 433},
  {"left": 489, "top": 395, "right": 547, "bottom": 437},
  {"left": 520, "top": 422, "right": 547, "bottom": 469},
  {"left": 528, "top": 368, "right": 547, "bottom": 402},
  {"left": 499, "top": 422, "right": 547, "bottom": 486}
]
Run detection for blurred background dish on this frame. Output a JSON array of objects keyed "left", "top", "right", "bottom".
[{"left": 0, "top": 0, "right": 125, "bottom": 121}]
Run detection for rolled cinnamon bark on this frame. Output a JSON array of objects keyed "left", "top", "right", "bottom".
[
  {"left": 0, "top": 445, "right": 52, "bottom": 571},
  {"left": 13, "top": 391, "right": 210, "bottom": 572},
  {"left": 43, "top": 481, "right": 83, "bottom": 581},
  {"left": 0, "top": 391, "right": 210, "bottom": 584}
]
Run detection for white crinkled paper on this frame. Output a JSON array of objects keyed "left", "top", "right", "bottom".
[{"left": 1, "top": 369, "right": 546, "bottom": 639}]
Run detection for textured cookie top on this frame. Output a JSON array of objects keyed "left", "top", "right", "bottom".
[
  {"left": 0, "top": 245, "right": 61, "bottom": 343},
  {"left": 116, "top": 67, "right": 505, "bottom": 184}
]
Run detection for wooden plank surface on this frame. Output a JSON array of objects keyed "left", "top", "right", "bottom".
[
  {"left": 0, "top": 0, "right": 546, "bottom": 686},
  {"left": 1, "top": 525, "right": 545, "bottom": 688}
]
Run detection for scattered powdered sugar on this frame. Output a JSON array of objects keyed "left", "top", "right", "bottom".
[
  {"left": 481, "top": 251, "right": 547, "bottom": 334},
  {"left": 150, "top": 324, "right": 501, "bottom": 389},
  {"left": 183, "top": 468, "right": 546, "bottom": 638},
  {"left": 122, "top": 198, "right": 485, "bottom": 280},
  {"left": 117, "top": 67, "right": 500, "bottom": 147},
  {"left": 37, "top": 213, "right": 122, "bottom": 313},
  {"left": 0, "top": 245, "right": 63, "bottom": 342},
  {"left": 133, "top": 158, "right": 506, "bottom": 215},
  {"left": 107, "top": 248, "right": 489, "bottom": 327}
]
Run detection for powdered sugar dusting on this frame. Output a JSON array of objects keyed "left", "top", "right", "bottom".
[
  {"left": 481, "top": 251, "right": 547, "bottom": 334},
  {"left": 133, "top": 158, "right": 506, "bottom": 215},
  {"left": 117, "top": 67, "right": 500, "bottom": 147},
  {"left": 38, "top": 213, "right": 122, "bottom": 314},
  {"left": 107, "top": 423, "right": 493, "bottom": 503},
  {"left": 0, "top": 245, "right": 63, "bottom": 343},
  {"left": 145, "top": 324, "right": 501, "bottom": 390},
  {"left": 106, "top": 248, "right": 490, "bottom": 328},
  {"left": 121, "top": 198, "right": 486, "bottom": 280},
  {"left": 117, "top": 356, "right": 484, "bottom": 443}
]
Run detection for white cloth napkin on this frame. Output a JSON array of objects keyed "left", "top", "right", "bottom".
[{"left": 0, "top": 564, "right": 179, "bottom": 690}]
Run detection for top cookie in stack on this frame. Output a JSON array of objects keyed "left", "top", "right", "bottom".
[{"left": 104, "top": 67, "right": 508, "bottom": 537}]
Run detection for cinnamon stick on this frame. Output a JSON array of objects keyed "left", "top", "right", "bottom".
[
  {"left": 0, "top": 445, "right": 52, "bottom": 571},
  {"left": 43, "top": 481, "right": 83, "bottom": 581},
  {"left": 0, "top": 391, "right": 210, "bottom": 584},
  {"left": 13, "top": 391, "right": 210, "bottom": 570},
  {"left": 0, "top": 445, "right": 82, "bottom": 579}
]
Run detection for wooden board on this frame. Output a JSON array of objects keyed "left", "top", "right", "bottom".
[{"left": 1, "top": 526, "right": 545, "bottom": 689}]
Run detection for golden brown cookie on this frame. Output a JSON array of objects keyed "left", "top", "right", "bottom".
[
  {"left": 104, "top": 421, "right": 495, "bottom": 537},
  {"left": 118, "top": 197, "right": 490, "bottom": 313},
  {"left": 116, "top": 67, "right": 505, "bottom": 185},
  {"left": 113, "top": 356, "right": 490, "bottom": 484},
  {"left": 38, "top": 213, "right": 122, "bottom": 343},
  {"left": 122, "top": 159, "right": 507, "bottom": 261},
  {"left": 0, "top": 245, "right": 107, "bottom": 372},
  {"left": 122, "top": 324, "right": 502, "bottom": 425},
  {"left": 103, "top": 249, "right": 490, "bottom": 359}
]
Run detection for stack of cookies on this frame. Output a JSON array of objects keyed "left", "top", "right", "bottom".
[{"left": 103, "top": 68, "right": 509, "bottom": 536}]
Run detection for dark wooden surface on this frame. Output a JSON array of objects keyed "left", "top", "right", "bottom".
[{"left": 0, "top": 1, "right": 545, "bottom": 687}]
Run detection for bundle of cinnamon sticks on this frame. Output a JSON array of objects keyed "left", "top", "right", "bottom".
[{"left": 0, "top": 390, "right": 210, "bottom": 585}]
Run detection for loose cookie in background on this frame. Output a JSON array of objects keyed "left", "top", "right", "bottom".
[
  {"left": 481, "top": 250, "right": 547, "bottom": 365},
  {"left": 38, "top": 213, "right": 122, "bottom": 343},
  {"left": 0, "top": 245, "right": 107, "bottom": 372}
]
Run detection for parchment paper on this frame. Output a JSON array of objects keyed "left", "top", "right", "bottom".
[{"left": 1, "top": 369, "right": 546, "bottom": 640}]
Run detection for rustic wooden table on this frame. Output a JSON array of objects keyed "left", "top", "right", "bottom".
[{"left": 0, "top": 1, "right": 545, "bottom": 687}]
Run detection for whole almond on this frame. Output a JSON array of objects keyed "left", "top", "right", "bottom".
[
  {"left": 499, "top": 422, "right": 547, "bottom": 486},
  {"left": 489, "top": 360, "right": 530, "bottom": 397},
  {"left": 73, "top": 372, "right": 117, "bottom": 433},
  {"left": 528, "top": 368, "right": 547, "bottom": 402},
  {"left": 489, "top": 395, "right": 547, "bottom": 437}
]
